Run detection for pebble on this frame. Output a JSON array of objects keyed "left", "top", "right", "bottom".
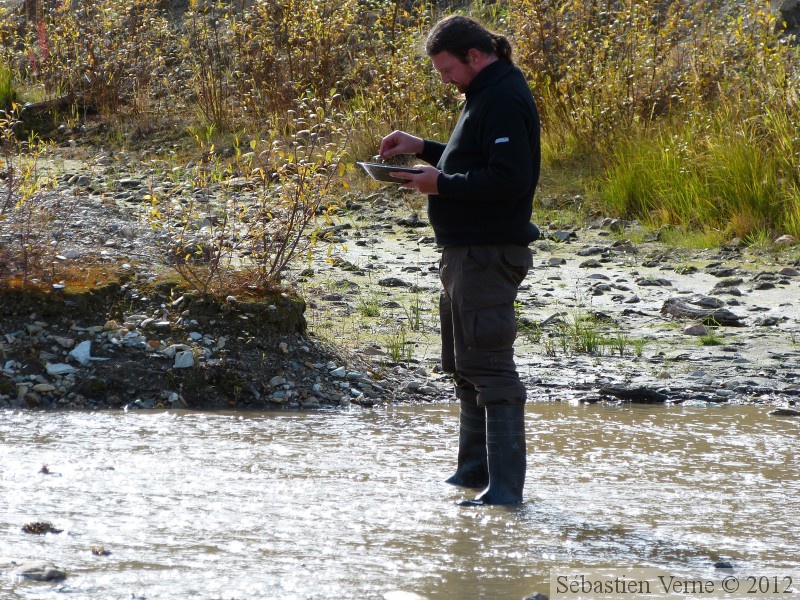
[
  {"left": 46, "top": 363, "right": 78, "bottom": 376},
  {"left": 173, "top": 351, "right": 195, "bottom": 369},
  {"left": 684, "top": 324, "right": 709, "bottom": 336}
]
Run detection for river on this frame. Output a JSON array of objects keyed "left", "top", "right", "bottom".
[{"left": 2, "top": 402, "right": 799, "bottom": 599}]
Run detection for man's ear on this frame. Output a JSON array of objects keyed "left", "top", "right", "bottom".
[{"left": 467, "top": 48, "right": 481, "bottom": 64}]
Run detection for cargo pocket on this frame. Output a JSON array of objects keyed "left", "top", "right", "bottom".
[
  {"left": 501, "top": 245, "right": 533, "bottom": 285},
  {"left": 464, "top": 300, "right": 517, "bottom": 351}
]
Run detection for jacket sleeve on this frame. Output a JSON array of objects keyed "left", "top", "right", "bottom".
[
  {"left": 418, "top": 140, "right": 446, "bottom": 165},
  {"left": 437, "top": 93, "right": 535, "bottom": 202}
]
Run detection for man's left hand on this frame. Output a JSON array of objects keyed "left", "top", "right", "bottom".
[{"left": 391, "top": 165, "right": 440, "bottom": 194}]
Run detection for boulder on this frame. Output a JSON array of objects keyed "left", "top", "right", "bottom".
[{"left": 0, "top": 559, "right": 66, "bottom": 582}]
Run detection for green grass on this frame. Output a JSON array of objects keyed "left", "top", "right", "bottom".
[
  {"left": 596, "top": 110, "right": 800, "bottom": 242},
  {"left": 0, "top": 62, "right": 15, "bottom": 111}
]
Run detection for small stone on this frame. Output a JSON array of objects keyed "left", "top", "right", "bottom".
[
  {"left": 33, "top": 384, "right": 56, "bottom": 393},
  {"left": 774, "top": 234, "right": 797, "bottom": 246},
  {"left": 53, "top": 336, "right": 76, "bottom": 349},
  {"left": 269, "top": 376, "right": 286, "bottom": 387},
  {"left": 330, "top": 366, "right": 346, "bottom": 377},
  {"left": 46, "top": 363, "right": 78, "bottom": 376},
  {"left": 118, "top": 178, "right": 143, "bottom": 189},
  {"left": 550, "top": 230, "right": 574, "bottom": 243},
  {"left": 68, "top": 340, "right": 93, "bottom": 366},
  {"left": 684, "top": 324, "right": 709, "bottom": 336},
  {"left": 188, "top": 332, "right": 203, "bottom": 341},
  {"left": 173, "top": 351, "right": 195, "bottom": 369},
  {"left": 279, "top": 342, "right": 289, "bottom": 354}
]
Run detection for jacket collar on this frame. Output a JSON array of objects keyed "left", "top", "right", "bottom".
[{"left": 465, "top": 59, "right": 514, "bottom": 97}]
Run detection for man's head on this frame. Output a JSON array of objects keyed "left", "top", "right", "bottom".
[{"left": 425, "top": 15, "right": 513, "bottom": 93}]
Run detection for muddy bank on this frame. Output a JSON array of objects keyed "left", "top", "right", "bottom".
[{"left": 2, "top": 141, "right": 800, "bottom": 411}]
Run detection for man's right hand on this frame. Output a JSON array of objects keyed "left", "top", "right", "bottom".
[{"left": 379, "top": 131, "right": 424, "bottom": 159}]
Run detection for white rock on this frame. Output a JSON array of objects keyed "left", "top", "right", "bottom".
[
  {"left": 46, "top": 363, "right": 78, "bottom": 376},
  {"left": 269, "top": 376, "right": 286, "bottom": 387},
  {"left": 173, "top": 351, "right": 195, "bottom": 369},
  {"left": 330, "top": 366, "right": 346, "bottom": 377},
  {"left": 33, "top": 384, "right": 56, "bottom": 393},
  {"left": 163, "top": 344, "right": 191, "bottom": 359},
  {"left": 68, "top": 340, "right": 92, "bottom": 366}
]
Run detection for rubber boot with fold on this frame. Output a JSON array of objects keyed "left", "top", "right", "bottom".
[
  {"left": 460, "top": 404, "right": 526, "bottom": 506},
  {"left": 444, "top": 399, "right": 489, "bottom": 488}
]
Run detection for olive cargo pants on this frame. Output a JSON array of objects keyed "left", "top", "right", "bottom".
[{"left": 439, "top": 244, "right": 533, "bottom": 407}]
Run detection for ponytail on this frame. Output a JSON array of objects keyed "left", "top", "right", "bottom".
[{"left": 426, "top": 15, "right": 514, "bottom": 64}]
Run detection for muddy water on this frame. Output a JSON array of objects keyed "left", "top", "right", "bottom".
[{"left": 2, "top": 403, "right": 799, "bottom": 599}]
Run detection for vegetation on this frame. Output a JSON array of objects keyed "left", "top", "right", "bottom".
[{"left": 0, "top": 0, "right": 799, "bottom": 297}]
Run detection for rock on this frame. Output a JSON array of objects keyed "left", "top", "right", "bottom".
[
  {"left": 68, "top": 340, "right": 92, "bottom": 366},
  {"left": 330, "top": 366, "right": 346, "bottom": 377},
  {"left": 0, "top": 559, "right": 66, "bottom": 582},
  {"left": 579, "top": 259, "right": 603, "bottom": 268},
  {"left": 769, "top": 408, "right": 800, "bottom": 417},
  {"left": 173, "top": 351, "right": 195, "bottom": 369},
  {"left": 549, "top": 230, "right": 575, "bottom": 243},
  {"left": 774, "top": 234, "right": 797, "bottom": 246},
  {"left": 637, "top": 277, "right": 673, "bottom": 287},
  {"left": 378, "top": 277, "right": 411, "bottom": 287},
  {"left": 53, "top": 336, "right": 76, "bottom": 349},
  {"left": 779, "top": 267, "right": 800, "bottom": 277},
  {"left": 547, "top": 257, "right": 566, "bottom": 266},
  {"left": 599, "top": 385, "right": 669, "bottom": 403},
  {"left": 684, "top": 324, "right": 709, "bottom": 336},
  {"left": 46, "top": 363, "right": 77, "bottom": 376},
  {"left": 163, "top": 344, "right": 191, "bottom": 358},
  {"left": 661, "top": 297, "right": 747, "bottom": 326},
  {"left": 118, "top": 178, "right": 144, "bottom": 189}
]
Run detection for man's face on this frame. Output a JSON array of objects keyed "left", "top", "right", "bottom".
[{"left": 430, "top": 50, "right": 478, "bottom": 94}]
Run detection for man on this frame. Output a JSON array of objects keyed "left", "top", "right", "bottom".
[{"left": 379, "top": 15, "right": 541, "bottom": 505}]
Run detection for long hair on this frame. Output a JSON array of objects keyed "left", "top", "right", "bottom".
[{"left": 425, "top": 15, "right": 513, "bottom": 64}]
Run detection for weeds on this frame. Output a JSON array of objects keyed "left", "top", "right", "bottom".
[
  {"left": 0, "top": 107, "right": 65, "bottom": 289},
  {"left": 386, "top": 324, "right": 413, "bottom": 363},
  {"left": 699, "top": 329, "right": 724, "bottom": 346},
  {"left": 357, "top": 295, "right": 381, "bottom": 318}
]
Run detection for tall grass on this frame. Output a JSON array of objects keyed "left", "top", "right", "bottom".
[
  {"left": 0, "top": 60, "right": 14, "bottom": 110},
  {"left": 510, "top": 0, "right": 800, "bottom": 240},
  {"left": 599, "top": 105, "right": 800, "bottom": 240}
]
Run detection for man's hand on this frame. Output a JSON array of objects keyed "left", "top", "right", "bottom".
[
  {"left": 390, "top": 165, "right": 440, "bottom": 195},
  {"left": 380, "top": 131, "right": 424, "bottom": 159}
]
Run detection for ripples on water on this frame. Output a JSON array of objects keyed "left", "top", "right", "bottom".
[{"left": 1, "top": 403, "right": 799, "bottom": 599}]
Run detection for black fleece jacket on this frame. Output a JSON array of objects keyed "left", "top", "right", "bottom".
[{"left": 418, "top": 59, "right": 540, "bottom": 246}]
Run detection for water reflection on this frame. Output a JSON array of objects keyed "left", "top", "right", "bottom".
[{"left": 1, "top": 403, "right": 799, "bottom": 599}]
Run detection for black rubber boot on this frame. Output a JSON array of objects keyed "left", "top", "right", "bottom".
[
  {"left": 460, "top": 404, "right": 526, "bottom": 506},
  {"left": 445, "top": 399, "right": 489, "bottom": 488}
]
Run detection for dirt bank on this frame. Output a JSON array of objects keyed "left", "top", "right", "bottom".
[{"left": 2, "top": 140, "right": 800, "bottom": 412}]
